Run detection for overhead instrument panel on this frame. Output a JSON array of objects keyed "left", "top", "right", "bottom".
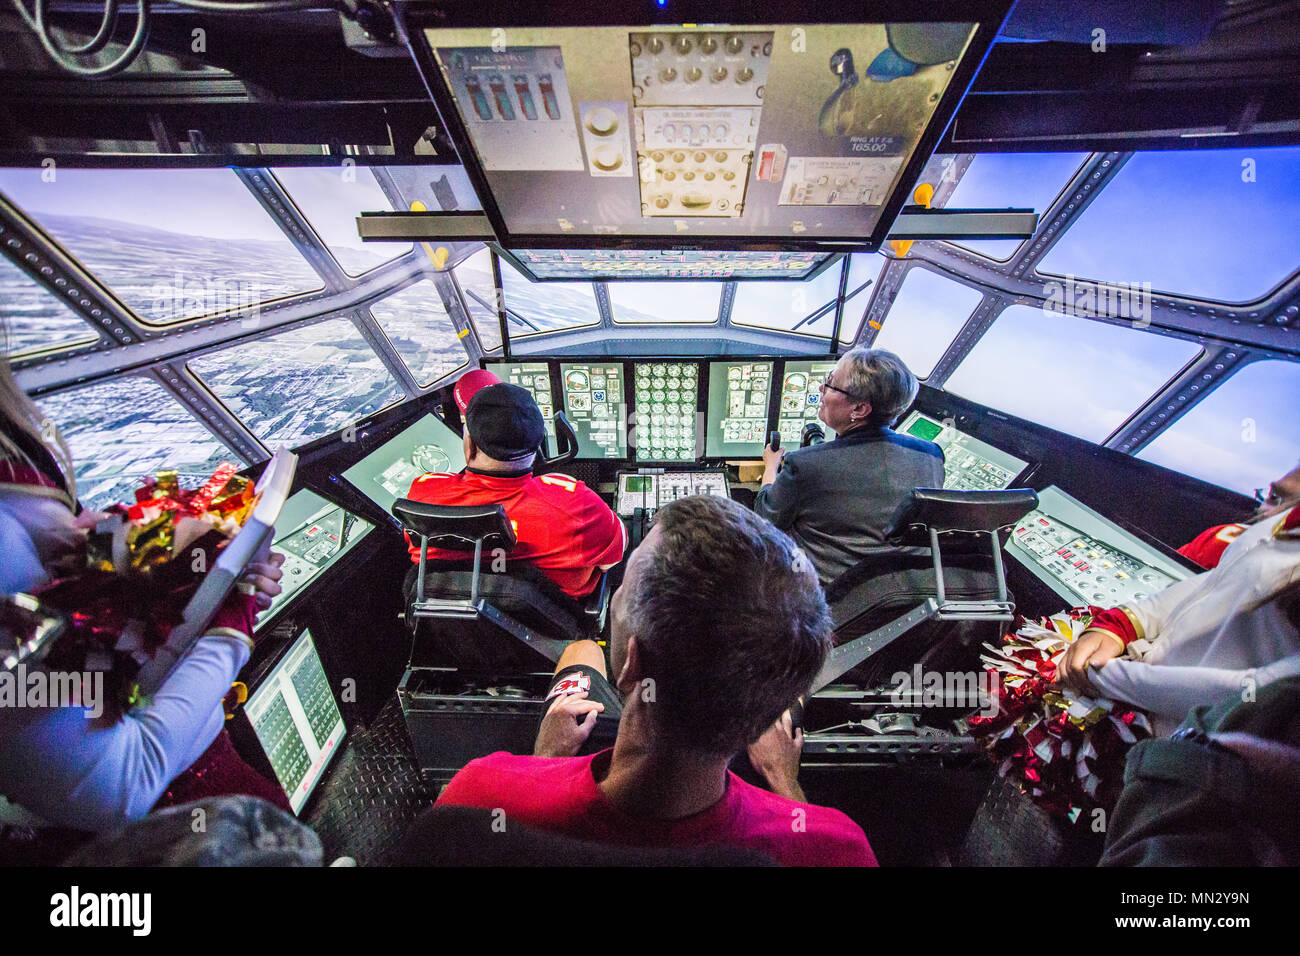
[
  {"left": 706, "top": 360, "right": 773, "bottom": 458},
  {"left": 498, "top": 248, "right": 834, "bottom": 281},
  {"left": 1006, "top": 486, "right": 1189, "bottom": 609},
  {"left": 776, "top": 359, "right": 837, "bottom": 447},
  {"left": 632, "top": 361, "right": 699, "bottom": 462},
  {"left": 897, "top": 411, "right": 1028, "bottom": 491},
  {"left": 411, "top": 9, "right": 1004, "bottom": 250},
  {"left": 560, "top": 362, "right": 628, "bottom": 459}
]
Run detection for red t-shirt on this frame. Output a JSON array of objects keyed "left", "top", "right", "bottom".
[
  {"left": 435, "top": 750, "right": 878, "bottom": 867},
  {"left": 405, "top": 468, "right": 626, "bottom": 598}
]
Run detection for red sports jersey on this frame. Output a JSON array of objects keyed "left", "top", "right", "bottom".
[
  {"left": 405, "top": 467, "right": 626, "bottom": 598},
  {"left": 1178, "top": 522, "right": 1248, "bottom": 570},
  {"left": 436, "top": 750, "right": 877, "bottom": 867}
]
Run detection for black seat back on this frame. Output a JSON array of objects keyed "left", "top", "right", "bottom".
[
  {"left": 827, "top": 547, "right": 1004, "bottom": 688},
  {"left": 823, "top": 489, "right": 1036, "bottom": 689},
  {"left": 401, "top": 562, "right": 587, "bottom": 674},
  {"left": 890, "top": 487, "right": 1038, "bottom": 546},
  {"left": 392, "top": 500, "right": 517, "bottom": 551}
]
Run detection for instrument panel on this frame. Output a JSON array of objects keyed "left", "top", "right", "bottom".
[{"left": 1006, "top": 486, "right": 1190, "bottom": 608}]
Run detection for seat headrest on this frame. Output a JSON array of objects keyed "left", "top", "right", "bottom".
[
  {"left": 891, "top": 488, "right": 1039, "bottom": 536},
  {"left": 392, "top": 500, "right": 518, "bottom": 551}
]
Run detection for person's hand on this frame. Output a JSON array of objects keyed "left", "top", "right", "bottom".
[
  {"left": 1054, "top": 627, "right": 1124, "bottom": 693},
  {"left": 241, "top": 551, "right": 286, "bottom": 611},
  {"left": 761, "top": 442, "right": 785, "bottom": 470},
  {"left": 747, "top": 709, "right": 805, "bottom": 802},
  {"left": 534, "top": 690, "right": 604, "bottom": 758},
  {"left": 72, "top": 509, "right": 108, "bottom": 530}
]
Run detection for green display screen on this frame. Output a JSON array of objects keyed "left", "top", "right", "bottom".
[{"left": 906, "top": 416, "right": 944, "bottom": 442}]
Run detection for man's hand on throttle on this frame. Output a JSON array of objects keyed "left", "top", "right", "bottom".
[{"left": 534, "top": 690, "right": 604, "bottom": 758}]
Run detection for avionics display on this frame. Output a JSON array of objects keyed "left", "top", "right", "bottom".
[
  {"left": 244, "top": 629, "right": 345, "bottom": 815},
  {"left": 486, "top": 360, "right": 556, "bottom": 444},
  {"left": 340, "top": 413, "right": 467, "bottom": 517},
  {"left": 776, "top": 359, "right": 837, "bottom": 447},
  {"left": 502, "top": 249, "right": 833, "bottom": 281},
  {"left": 897, "top": 411, "right": 1028, "bottom": 491},
  {"left": 560, "top": 362, "right": 627, "bottom": 458},
  {"left": 257, "top": 490, "right": 373, "bottom": 629},
  {"left": 615, "top": 470, "right": 729, "bottom": 517},
  {"left": 418, "top": 18, "right": 993, "bottom": 249},
  {"left": 706, "top": 360, "right": 773, "bottom": 458},
  {"left": 1006, "top": 486, "right": 1189, "bottom": 608},
  {"left": 632, "top": 361, "right": 699, "bottom": 461}
]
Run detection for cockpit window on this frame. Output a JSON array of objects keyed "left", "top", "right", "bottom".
[
  {"left": 0, "top": 256, "right": 99, "bottom": 357},
  {"left": 944, "top": 304, "right": 1203, "bottom": 443},
  {"left": 937, "top": 152, "right": 1089, "bottom": 261},
  {"left": 367, "top": 280, "right": 468, "bottom": 386},
  {"left": 730, "top": 263, "right": 844, "bottom": 337},
  {"left": 454, "top": 247, "right": 502, "bottom": 352},
  {"left": 188, "top": 316, "right": 403, "bottom": 447},
  {"left": 1037, "top": 146, "right": 1300, "bottom": 303},
  {"left": 871, "top": 267, "right": 982, "bottom": 378},
  {"left": 1137, "top": 359, "right": 1300, "bottom": 496},
  {"left": 38, "top": 376, "right": 237, "bottom": 511},
  {"left": 0, "top": 168, "right": 324, "bottom": 325},
  {"left": 609, "top": 281, "right": 721, "bottom": 324},
  {"left": 499, "top": 264, "right": 601, "bottom": 337},
  {"left": 838, "top": 252, "right": 888, "bottom": 345},
  {"left": 272, "top": 166, "right": 413, "bottom": 277}
]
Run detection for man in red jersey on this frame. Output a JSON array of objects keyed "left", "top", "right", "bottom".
[
  {"left": 405, "top": 370, "right": 625, "bottom": 599},
  {"left": 1178, "top": 461, "right": 1300, "bottom": 569},
  {"left": 433, "top": 495, "right": 877, "bottom": 866}
]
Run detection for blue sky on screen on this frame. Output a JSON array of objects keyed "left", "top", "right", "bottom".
[
  {"left": 609, "top": 282, "right": 721, "bottom": 323},
  {"left": 944, "top": 152, "right": 1088, "bottom": 260},
  {"left": 732, "top": 264, "right": 844, "bottom": 334},
  {"left": 272, "top": 166, "right": 410, "bottom": 274},
  {"left": 1138, "top": 360, "right": 1300, "bottom": 495},
  {"left": 944, "top": 305, "right": 1203, "bottom": 443},
  {"left": 872, "top": 268, "right": 983, "bottom": 377},
  {"left": 0, "top": 168, "right": 292, "bottom": 242},
  {"left": 1038, "top": 146, "right": 1300, "bottom": 302}
]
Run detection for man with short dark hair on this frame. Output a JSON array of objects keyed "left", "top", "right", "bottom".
[
  {"left": 755, "top": 347, "right": 943, "bottom": 586},
  {"left": 405, "top": 370, "right": 625, "bottom": 598},
  {"left": 434, "top": 495, "right": 876, "bottom": 866}
]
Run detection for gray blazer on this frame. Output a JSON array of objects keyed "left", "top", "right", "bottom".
[{"left": 754, "top": 424, "right": 945, "bottom": 586}]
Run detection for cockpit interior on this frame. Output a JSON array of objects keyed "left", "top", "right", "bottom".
[{"left": 1, "top": 0, "right": 1298, "bottom": 888}]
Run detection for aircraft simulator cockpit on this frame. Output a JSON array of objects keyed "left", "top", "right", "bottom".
[{"left": 2, "top": 0, "right": 1299, "bottom": 899}]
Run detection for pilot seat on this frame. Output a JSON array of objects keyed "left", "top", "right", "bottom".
[
  {"left": 801, "top": 488, "right": 1038, "bottom": 763},
  {"left": 390, "top": 411, "right": 612, "bottom": 779}
]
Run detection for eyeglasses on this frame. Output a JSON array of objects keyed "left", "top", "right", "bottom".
[
  {"left": 819, "top": 372, "right": 868, "bottom": 404},
  {"left": 1254, "top": 485, "right": 1284, "bottom": 508}
]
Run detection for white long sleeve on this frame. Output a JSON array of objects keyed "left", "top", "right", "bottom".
[
  {"left": 1089, "top": 652, "right": 1300, "bottom": 735},
  {"left": 0, "top": 631, "right": 250, "bottom": 832}
]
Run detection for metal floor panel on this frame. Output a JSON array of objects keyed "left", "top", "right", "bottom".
[{"left": 302, "top": 697, "right": 439, "bottom": 866}]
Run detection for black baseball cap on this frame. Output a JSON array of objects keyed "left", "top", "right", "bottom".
[{"left": 464, "top": 383, "right": 546, "bottom": 460}]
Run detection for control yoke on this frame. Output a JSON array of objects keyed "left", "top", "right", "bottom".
[{"left": 536, "top": 411, "right": 579, "bottom": 469}]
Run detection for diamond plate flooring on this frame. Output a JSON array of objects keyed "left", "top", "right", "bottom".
[{"left": 302, "top": 697, "right": 439, "bottom": 866}]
